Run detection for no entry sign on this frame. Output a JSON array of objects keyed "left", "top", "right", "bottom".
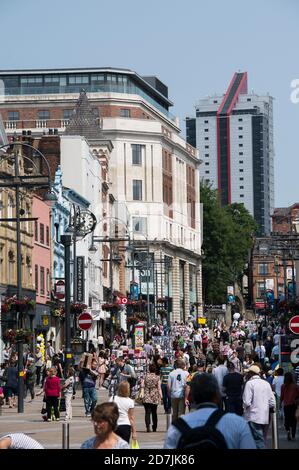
[
  {"left": 77, "top": 312, "right": 93, "bottom": 331},
  {"left": 289, "top": 315, "right": 299, "bottom": 335}
]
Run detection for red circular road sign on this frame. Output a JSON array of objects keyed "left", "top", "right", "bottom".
[
  {"left": 121, "top": 297, "right": 128, "bottom": 305},
  {"left": 289, "top": 315, "right": 299, "bottom": 334},
  {"left": 77, "top": 312, "right": 93, "bottom": 331}
]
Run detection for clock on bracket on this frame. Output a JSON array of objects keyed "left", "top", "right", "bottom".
[{"left": 76, "top": 210, "right": 97, "bottom": 236}]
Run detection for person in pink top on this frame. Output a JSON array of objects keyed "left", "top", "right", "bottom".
[{"left": 44, "top": 367, "right": 61, "bottom": 421}]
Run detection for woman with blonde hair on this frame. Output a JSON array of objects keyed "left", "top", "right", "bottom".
[{"left": 109, "top": 380, "right": 137, "bottom": 443}]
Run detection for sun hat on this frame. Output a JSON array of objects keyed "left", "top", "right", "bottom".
[{"left": 248, "top": 365, "right": 261, "bottom": 374}]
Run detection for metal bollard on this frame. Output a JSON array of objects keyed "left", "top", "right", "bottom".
[
  {"left": 166, "top": 413, "right": 171, "bottom": 430},
  {"left": 271, "top": 409, "right": 279, "bottom": 449},
  {"left": 62, "top": 422, "right": 70, "bottom": 449}
]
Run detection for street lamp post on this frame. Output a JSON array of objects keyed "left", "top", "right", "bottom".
[
  {"left": 0, "top": 141, "right": 56, "bottom": 413},
  {"left": 60, "top": 234, "right": 72, "bottom": 375}
]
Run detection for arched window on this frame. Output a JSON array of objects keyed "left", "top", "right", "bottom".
[{"left": 8, "top": 194, "right": 14, "bottom": 225}]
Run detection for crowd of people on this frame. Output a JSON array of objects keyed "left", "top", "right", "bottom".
[{"left": 1, "top": 316, "right": 299, "bottom": 449}]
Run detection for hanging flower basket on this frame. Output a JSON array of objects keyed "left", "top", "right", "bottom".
[
  {"left": 157, "top": 309, "right": 167, "bottom": 315},
  {"left": 2, "top": 295, "right": 35, "bottom": 314},
  {"left": 70, "top": 303, "right": 87, "bottom": 313},
  {"left": 3, "top": 328, "right": 32, "bottom": 344},
  {"left": 51, "top": 308, "right": 65, "bottom": 318},
  {"left": 102, "top": 303, "right": 121, "bottom": 311}
]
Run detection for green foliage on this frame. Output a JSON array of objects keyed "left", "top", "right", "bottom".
[{"left": 201, "top": 182, "right": 257, "bottom": 304}]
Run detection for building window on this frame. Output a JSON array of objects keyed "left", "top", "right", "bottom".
[
  {"left": 46, "top": 269, "right": 50, "bottom": 296},
  {"left": 239, "top": 144, "right": 243, "bottom": 147},
  {"left": 40, "top": 223, "right": 45, "bottom": 244},
  {"left": 239, "top": 135, "right": 243, "bottom": 139},
  {"left": 239, "top": 152, "right": 243, "bottom": 156},
  {"left": 239, "top": 160, "right": 244, "bottom": 164},
  {"left": 46, "top": 226, "right": 50, "bottom": 246},
  {"left": 63, "top": 109, "right": 73, "bottom": 120},
  {"left": 34, "top": 221, "right": 38, "bottom": 241},
  {"left": 213, "top": 100, "right": 218, "bottom": 103},
  {"left": 37, "top": 110, "right": 50, "bottom": 121},
  {"left": 132, "top": 217, "right": 147, "bottom": 235},
  {"left": 257, "top": 281, "right": 267, "bottom": 297},
  {"left": 247, "top": 98, "right": 251, "bottom": 102},
  {"left": 238, "top": 127, "right": 243, "bottom": 130},
  {"left": 68, "top": 75, "right": 89, "bottom": 85},
  {"left": 133, "top": 180, "right": 142, "bottom": 200},
  {"left": 205, "top": 145, "right": 209, "bottom": 149},
  {"left": 259, "top": 263, "right": 268, "bottom": 275},
  {"left": 205, "top": 162, "right": 209, "bottom": 165},
  {"left": 240, "top": 177, "right": 244, "bottom": 181},
  {"left": 240, "top": 194, "right": 244, "bottom": 198},
  {"left": 238, "top": 118, "right": 243, "bottom": 122},
  {"left": 20, "top": 76, "right": 43, "bottom": 85},
  {"left": 240, "top": 186, "right": 244, "bottom": 189},
  {"left": 204, "top": 129, "right": 209, "bottom": 132},
  {"left": 205, "top": 170, "right": 210, "bottom": 174},
  {"left": 120, "top": 108, "right": 131, "bottom": 118},
  {"left": 35, "top": 265, "right": 38, "bottom": 292},
  {"left": 204, "top": 137, "right": 209, "bottom": 141},
  {"left": 40, "top": 267, "right": 45, "bottom": 295},
  {"left": 239, "top": 169, "right": 244, "bottom": 173},
  {"left": 131, "top": 144, "right": 144, "bottom": 165},
  {"left": 204, "top": 120, "right": 209, "bottom": 124},
  {"left": 205, "top": 154, "right": 209, "bottom": 157},
  {"left": 8, "top": 111, "right": 19, "bottom": 121}
]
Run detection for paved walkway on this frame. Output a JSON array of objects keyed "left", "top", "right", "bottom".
[
  {"left": 0, "top": 387, "right": 166, "bottom": 449},
  {"left": 0, "top": 387, "right": 298, "bottom": 449}
]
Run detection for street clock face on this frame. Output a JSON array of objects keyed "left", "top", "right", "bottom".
[{"left": 76, "top": 210, "right": 97, "bottom": 235}]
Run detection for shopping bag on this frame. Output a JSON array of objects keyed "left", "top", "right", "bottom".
[
  {"left": 131, "top": 439, "right": 140, "bottom": 449},
  {"left": 135, "top": 387, "right": 144, "bottom": 405}
]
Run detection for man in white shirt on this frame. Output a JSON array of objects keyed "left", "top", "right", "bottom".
[
  {"left": 168, "top": 359, "right": 189, "bottom": 423},
  {"left": 212, "top": 356, "right": 228, "bottom": 407},
  {"left": 243, "top": 365, "right": 275, "bottom": 449},
  {"left": 97, "top": 335, "right": 104, "bottom": 351}
]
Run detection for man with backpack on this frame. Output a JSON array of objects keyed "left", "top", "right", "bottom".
[{"left": 164, "top": 373, "right": 256, "bottom": 449}]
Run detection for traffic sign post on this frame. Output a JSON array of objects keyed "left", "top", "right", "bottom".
[
  {"left": 55, "top": 280, "right": 65, "bottom": 300},
  {"left": 289, "top": 315, "right": 299, "bottom": 335},
  {"left": 77, "top": 312, "right": 93, "bottom": 331}
]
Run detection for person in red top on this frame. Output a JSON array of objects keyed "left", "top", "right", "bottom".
[
  {"left": 281, "top": 372, "right": 299, "bottom": 441},
  {"left": 44, "top": 367, "right": 61, "bottom": 421}
]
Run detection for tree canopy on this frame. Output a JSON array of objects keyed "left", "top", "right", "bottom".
[{"left": 201, "top": 182, "right": 257, "bottom": 304}]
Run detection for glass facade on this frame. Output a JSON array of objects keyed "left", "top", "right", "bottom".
[{"left": 1, "top": 72, "right": 175, "bottom": 121}]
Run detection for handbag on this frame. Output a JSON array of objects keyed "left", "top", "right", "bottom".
[
  {"left": 102, "top": 378, "right": 111, "bottom": 390},
  {"left": 59, "top": 397, "right": 66, "bottom": 412},
  {"left": 131, "top": 439, "right": 140, "bottom": 449},
  {"left": 135, "top": 387, "right": 144, "bottom": 405}
]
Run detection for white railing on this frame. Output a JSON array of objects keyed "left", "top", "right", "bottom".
[
  {"left": 4, "top": 121, "right": 18, "bottom": 129},
  {"left": 36, "top": 120, "right": 48, "bottom": 128}
]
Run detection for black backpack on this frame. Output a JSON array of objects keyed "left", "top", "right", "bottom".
[{"left": 173, "top": 408, "right": 228, "bottom": 449}]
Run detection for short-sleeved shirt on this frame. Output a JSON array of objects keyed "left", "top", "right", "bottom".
[
  {"left": 81, "top": 436, "right": 129, "bottom": 449},
  {"left": 109, "top": 395, "right": 134, "bottom": 426},
  {"left": 168, "top": 368, "right": 189, "bottom": 399},
  {"left": 1, "top": 433, "right": 44, "bottom": 449},
  {"left": 160, "top": 366, "right": 173, "bottom": 385}
]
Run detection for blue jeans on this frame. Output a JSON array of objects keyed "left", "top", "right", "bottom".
[
  {"left": 83, "top": 387, "right": 97, "bottom": 415},
  {"left": 161, "top": 384, "right": 171, "bottom": 413},
  {"left": 249, "top": 422, "right": 266, "bottom": 449}
]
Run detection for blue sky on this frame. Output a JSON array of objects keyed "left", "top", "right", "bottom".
[{"left": 1, "top": 0, "right": 298, "bottom": 207}]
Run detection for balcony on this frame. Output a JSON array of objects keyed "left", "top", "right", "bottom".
[{"left": 4, "top": 119, "right": 68, "bottom": 132}]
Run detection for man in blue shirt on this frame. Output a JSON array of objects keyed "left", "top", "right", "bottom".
[{"left": 164, "top": 373, "right": 256, "bottom": 449}]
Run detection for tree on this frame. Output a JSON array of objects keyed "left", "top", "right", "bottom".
[{"left": 200, "top": 182, "right": 257, "bottom": 305}]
